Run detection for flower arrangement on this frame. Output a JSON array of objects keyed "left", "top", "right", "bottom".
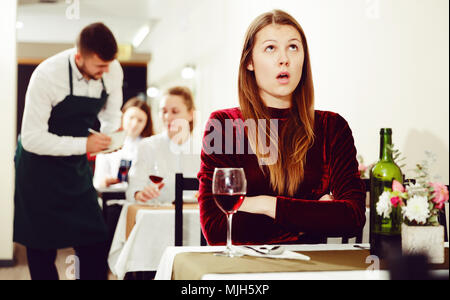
[{"left": 376, "top": 152, "right": 449, "bottom": 226}]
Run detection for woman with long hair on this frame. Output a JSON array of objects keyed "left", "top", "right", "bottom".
[{"left": 198, "top": 10, "right": 366, "bottom": 245}]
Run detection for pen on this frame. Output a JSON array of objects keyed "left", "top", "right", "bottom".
[{"left": 88, "top": 128, "right": 102, "bottom": 136}]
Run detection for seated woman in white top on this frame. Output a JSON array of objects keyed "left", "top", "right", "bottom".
[
  {"left": 93, "top": 97, "right": 153, "bottom": 189},
  {"left": 127, "top": 86, "right": 200, "bottom": 205}
]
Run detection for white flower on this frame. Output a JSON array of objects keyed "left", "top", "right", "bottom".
[
  {"left": 402, "top": 195, "right": 430, "bottom": 224},
  {"left": 376, "top": 191, "right": 392, "bottom": 219}
]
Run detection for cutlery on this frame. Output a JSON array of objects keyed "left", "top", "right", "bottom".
[{"left": 243, "top": 245, "right": 284, "bottom": 255}]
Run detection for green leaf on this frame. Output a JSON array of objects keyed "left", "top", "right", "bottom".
[
  {"left": 428, "top": 202, "right": 434, "bottom": 211},
  {"left": 427, "top": 215, "right": 438, "bottom": 225}
]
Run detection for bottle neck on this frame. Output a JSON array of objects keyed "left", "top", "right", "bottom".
[{"left": 380, "top": 133, "right": 393, "bottom": 162}]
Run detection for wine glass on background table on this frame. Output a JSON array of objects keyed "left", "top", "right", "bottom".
[
  {"left": 212, "top": 168, "right": 247, "bottom": 257},
  {"left": 148, "top": 160, "right": 165, "bottom": 206}
]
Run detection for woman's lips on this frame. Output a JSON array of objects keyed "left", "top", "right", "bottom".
[{"left": 276, "top": 72, "right": 290, "bottom": 84}]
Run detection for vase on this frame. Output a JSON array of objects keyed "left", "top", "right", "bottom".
[{"left": 401, "top": 224, "right": 445, "bottom": 264}]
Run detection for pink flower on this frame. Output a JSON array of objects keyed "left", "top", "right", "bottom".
[
  {"left": 390, "top": 196, "right": 403, "bottom": 207},
  {"left": 392, "top": 180, "right": 405, "bottom": 192},
  {"left": 429, "top": 182, "right": 449, "bottom": 210},
  {"left": 358, "top": 163, "right": 367, "bottom": 173}
]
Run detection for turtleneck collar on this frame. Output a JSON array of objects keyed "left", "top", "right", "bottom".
[{"left": 267, "top": 106, "right": 291, "bottom": 119}]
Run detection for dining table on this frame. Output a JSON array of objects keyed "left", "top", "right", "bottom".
[
  {"left": 108, "top": 206, "right": 372, "bottom": 279},
  {"left": 155, "top": 242, "right": 449, "bottom": 280},
  {"left": 108, "top": 201, "right": 201, "bottom": 280}
]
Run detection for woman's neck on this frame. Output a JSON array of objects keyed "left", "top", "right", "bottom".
[
  {"left": 126, "top": 135, "right": 141, "bottom": 142},
  {"left": 260, "top": 91, "right": 291, "bottom": 109},
  {"left": 168, "top": 129, "right": 190, "bottom": 145}
]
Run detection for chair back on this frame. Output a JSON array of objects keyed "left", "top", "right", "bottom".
[
  {"left": 174, "top": 173, "right": 207, "bottom": 246},
  {"left": 98, "top": 191, "right": 126, "bottom": 220}
]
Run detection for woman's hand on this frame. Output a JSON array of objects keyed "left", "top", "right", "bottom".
[
  {"left": 319, "top": 194, "right": 335, "bottom": 201},
  {"left": 238, "top": 195, "right": 277, "bottom": 219},
  {"left": 135, "top": 182, "right": 165, "bottom": 203}
]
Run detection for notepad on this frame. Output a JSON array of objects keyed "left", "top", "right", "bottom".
[{"left": 91, "top": 130, "right": 127, "bottom": 156}]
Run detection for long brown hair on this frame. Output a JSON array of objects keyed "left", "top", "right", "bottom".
[
  {"left": 238, "top": 10, "right": 315, "bottom": 196},
  {"left": 122, "top": 98, "right": 154, "bottom": 138}
]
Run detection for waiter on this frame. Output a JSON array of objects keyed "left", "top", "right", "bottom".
[{"left": 14, "top": 23, "right": 123, "bottom": 280}]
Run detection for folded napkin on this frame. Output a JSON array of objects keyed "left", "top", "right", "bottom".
[{"left": 238, "top": 245, "right": 311, "bottom": 261}]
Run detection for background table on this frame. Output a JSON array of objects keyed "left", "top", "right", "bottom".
[{"left": 108, "top": 202, "right": 201, "bottom": 280}]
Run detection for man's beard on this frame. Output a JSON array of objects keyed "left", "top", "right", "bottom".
[{"left": 78, "top": 62, "right": 102, "bottom": 80}]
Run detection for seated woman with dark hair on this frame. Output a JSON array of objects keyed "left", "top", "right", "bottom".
[{"left": 93, "top": 97, "right": 153, "bottom": 189}]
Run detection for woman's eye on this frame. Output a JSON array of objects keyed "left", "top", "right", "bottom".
[
  {"left": 289, "top": 44, "right": 298, "bottom": 51},
  {"left": 265, "top": 45, "right": 275, "bottom": 52}
]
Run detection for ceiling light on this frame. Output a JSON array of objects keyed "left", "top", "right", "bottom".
[
  {"left": 147, "top": 87, "right": 160, "bottom": 98},
  {"left": 181, "top": 66, "right": 195, "bottom": 79},
  {"left": 132, "top": 25, "right": 150, "bottom": 49}
]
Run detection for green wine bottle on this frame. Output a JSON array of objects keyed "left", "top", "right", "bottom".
[{"left": 369, "top": 128, "right": 403, "bottom": 259}]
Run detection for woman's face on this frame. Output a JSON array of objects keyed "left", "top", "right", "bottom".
[
  {"left": 161, "top": 95, "right": 193, "bottom": 134},
  {"left": 247, "top": 24, "right": 304, "bottom": 107},
  {"left": 122, "top": 106, "right": 148, "bottom": 139}
]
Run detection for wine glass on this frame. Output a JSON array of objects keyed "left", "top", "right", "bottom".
[
  {"left": 212, "top": 168, "right": 247, "bottom": 257},
  {"left": 148, "top": 161, "right": 165, "bottom": 206}
]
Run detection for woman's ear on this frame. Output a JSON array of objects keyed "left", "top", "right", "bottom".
[
  {"left": 188, "top": 109, "right": 194, "bottom": 122},
  {"left": 247, "top": 60, "right": 254, "bottom": 72}
]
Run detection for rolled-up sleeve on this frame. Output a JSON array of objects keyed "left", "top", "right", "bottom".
[
  {"left": 126, "top": 140, "right": 152, "bottom": 203},
  {"left": 21, "top": 69, "right": 87, "bottom": 156}
]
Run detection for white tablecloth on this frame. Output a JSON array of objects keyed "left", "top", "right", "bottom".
[
  {"left": 154, "top": 244, "right": 386, "bottom": 280},
  {"left": 155, "top": 243, "right": 449, "bottom": 280},
  {"left": 108, "top": 202, "right": 201, "bottom": 279}
]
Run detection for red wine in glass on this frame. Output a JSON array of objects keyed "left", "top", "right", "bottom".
[
  {"left": 212, "top": 168, "right": 247, "bottom": 257},
  {"left": 213, "top": 193, "right": 246, "bottom": 214},
  {"left": 149, "top": 175, "right": 164, "bottom": 184}
]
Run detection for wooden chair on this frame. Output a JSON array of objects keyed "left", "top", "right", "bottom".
[{"left": 174, "top": 173, "right": 207, "bottom": 246}]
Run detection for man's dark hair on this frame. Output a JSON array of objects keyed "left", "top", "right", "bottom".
[{"left": 76, "top": 23, "right": 118, "bottom": 61}]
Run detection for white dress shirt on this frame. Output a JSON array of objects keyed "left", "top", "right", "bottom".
[
  {"left": 93, "top": 136, "right": 142, "bottom": 189},
  {"left": 21, "top": 48, "right": 123, "bottom": 156},
  {"left": 126, "top": 132, "right": 201, "bottom": 204}
]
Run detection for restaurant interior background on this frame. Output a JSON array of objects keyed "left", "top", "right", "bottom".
[{"left": 0, "top": 0, "right": 448, "bottom": 264}]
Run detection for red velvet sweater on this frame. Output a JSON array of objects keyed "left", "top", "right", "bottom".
[{"left": 197, "top": 107, "right": 366, "bottom": 245}]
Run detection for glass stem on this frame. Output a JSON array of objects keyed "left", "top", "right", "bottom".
[{"left": 226, "top": 213, "right": 233, "bottom": 252}]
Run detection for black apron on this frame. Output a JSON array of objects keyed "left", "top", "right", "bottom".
[{"left": 14, "top": 58, "right": 109, "bottom": 250}]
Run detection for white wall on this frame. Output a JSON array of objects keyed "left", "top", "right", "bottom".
[
  {"left": 0, "top": 0, "right": 17, "bottom": 261},
  {"left": 148, "top": 0, "right": 449, "bottom": 183}
]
